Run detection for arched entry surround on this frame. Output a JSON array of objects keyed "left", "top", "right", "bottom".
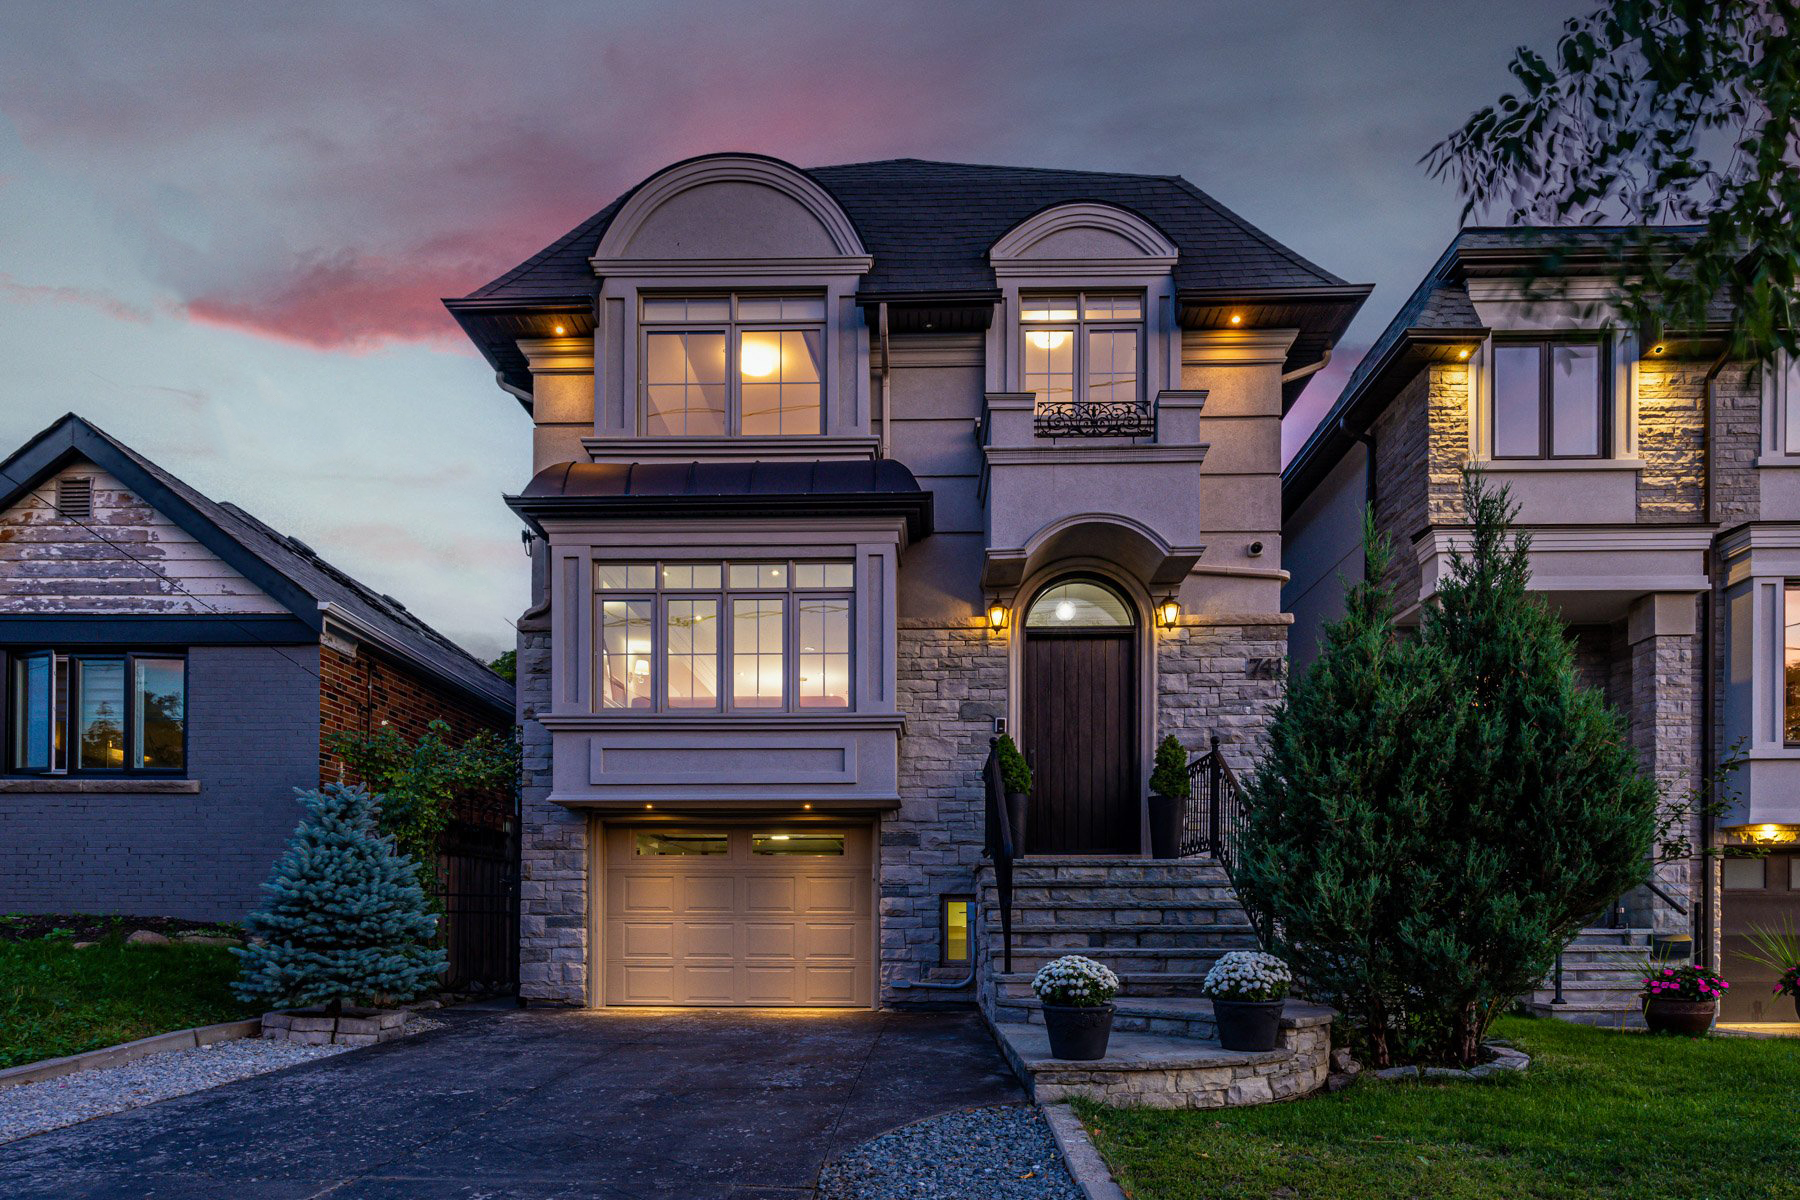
[{"left": 1005, "top": 560, "right": 1159, "bottom": 856}]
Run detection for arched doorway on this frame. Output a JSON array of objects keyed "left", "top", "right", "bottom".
[{"left": 1020, "top": 577, "right": 1139, "bottom": 855}]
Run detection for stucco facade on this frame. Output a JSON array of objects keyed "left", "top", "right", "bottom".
[{"left": 462, "top": 153, "right": 1367, "bottom": 1007}]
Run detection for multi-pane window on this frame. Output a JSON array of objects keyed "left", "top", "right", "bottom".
[
  {"left": 1021, "top": 293, "right": 1144, "bottom": 411},
  {"left": 594, "top": 559, "right": 853, "bottom": 713},
  {"left": 642, "top": 294, "right": 825, "bottom": 436},
  {"left": 1492, "top": 339, "right": 1606, "bottom": 459},
  {"left": 1785, "top": 583, "right": 1800, "bottom": 747},
  {"left": 6, "top": 651, "right": 186, "bottom": 775}
]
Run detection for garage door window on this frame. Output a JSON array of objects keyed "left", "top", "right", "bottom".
[
  {"left": 753, "top": 832, "right": 846, "bottom": 856},
  {"left": 634, "top": 832, "right": 728, "bottom": 856},
  {"left": 1723, "top": 857, "right": 1766, "bottom": 890}
]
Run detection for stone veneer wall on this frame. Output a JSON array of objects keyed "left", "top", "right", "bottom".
[
  {"left": 515, "top": 610, "right": 589, "bottom": 1005},
  {"left": 1630, "top": 606, "right": 1704, "bottom": 930},
  {"left": 1370, "top": 362, "right": 1472, "bottom": 610},
  {"left": 883, "top": 620, "right": 1007, "bottom": 1001},
  {"left": 1156, "top": 618, "right": 1289, "bottom": 776}
]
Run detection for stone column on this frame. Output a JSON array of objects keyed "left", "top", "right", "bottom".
[
  {"left": 516, "top": 607, "right": 590, "bottom": 1005},
  {"left": 1626, "top": 593, "right": 1702, "bottom": 933}
]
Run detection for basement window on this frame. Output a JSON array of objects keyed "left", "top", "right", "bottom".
[{"left": 941, "top": 896, "right": 973, "bottom": 965}]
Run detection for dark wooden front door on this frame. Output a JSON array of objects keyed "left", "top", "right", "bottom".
[{"left": 1022, "top": 629, "right": 1138, "bottom": 854}]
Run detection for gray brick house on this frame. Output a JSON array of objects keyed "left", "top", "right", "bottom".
[
  {"left": 0, "top": 414, "right": 514, "bottom": 933},
  {"left": 1283, "top": 228, "right": 1800, "bottom": 1024},
  {"left": 447, "top": 153, "right": 1368, "bottom": 1020}
]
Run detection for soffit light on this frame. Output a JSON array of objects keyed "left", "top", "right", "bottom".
[
  {"left": 1653, "top": 344, "right": 1666, "bottom": 355},
  {"left": 553, "top": 324, "right": 566, "bottom": 336},
  {"left": 1458, "top": 348, "right": 1471, "bottom": 360}
]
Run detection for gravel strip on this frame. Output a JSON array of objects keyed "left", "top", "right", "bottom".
[
  {"left": 0, "top": 1037, "right": 346, "bottom": 1145},
  {"left": 819, "top": 1104, "right": 1082, "bottom": 1200}
]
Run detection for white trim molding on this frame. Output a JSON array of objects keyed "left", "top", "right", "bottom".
[{"left": 989, "top": 202, "right": 1178, "bottom": 272}]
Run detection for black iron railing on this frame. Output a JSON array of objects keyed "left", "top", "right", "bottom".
[
  {"left": 1033, "top": 398, "right": 1155, "bottom": 438},
  {"left": 1180, "top": 735, "right": 1245, "bottom": 870},
  {"left": 981, "top": 736, "right": 1015, "bottom": 973}
]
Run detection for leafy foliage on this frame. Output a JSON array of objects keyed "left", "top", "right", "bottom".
[
  {"left": 233, "top": 785, "right": 445, "bottom": 1012},
  {"left": 1238, "top": 477, "right": 1660, "bottom": 1066},
  {"left": 1426, "top": 2, "right": 1800, "bottom": 360},
  {"left": 330, "top": 718, "right": 518, "bottom": 894},
  {"left": 1742, "top": 916, "right": 1800, "bottom": 996},
  {"left": 995, "top": 731, "right": 1033, "bottom": 795},
  {"left": 1149, "top": 733, "right": 1190, "bottom": 799},
  {"left": 487, "top": 649, "right": 517, "bottom": 683}
]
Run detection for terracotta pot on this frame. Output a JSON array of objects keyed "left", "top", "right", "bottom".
[
  {"left": 1643, "top": 996, "right": 1716, "bottom": 1036},
  {"left": 1041, "top": 1003, "right": 1114, "bottom": 1060},
  {"left": 1213, "top": 998, "right": 1286, "bottom": 1051},
  {"left": 1147, "top": 794, "right": 1185, "bottom": 859}
]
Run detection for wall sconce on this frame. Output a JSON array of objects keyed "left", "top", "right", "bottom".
[
  {"left": 986, "top": 600, "right": 1009, "bottom": 630},
  {"left": 1156, "top": 597, "right": 1181, "bottom": 627}
]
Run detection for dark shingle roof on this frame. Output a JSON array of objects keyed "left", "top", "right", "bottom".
[
  {"left": 464, "top": 157, "right": 1348, "bottom": 303},
  {"left": 0, "top": 415, "right": 514, "bottom": 715}
]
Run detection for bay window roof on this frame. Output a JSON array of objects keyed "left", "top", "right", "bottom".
[{"left": 507, "top": 459, "right": 933, "bottom": 539}]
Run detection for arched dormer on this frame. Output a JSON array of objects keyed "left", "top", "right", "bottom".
[
  {"left": 587, "top": 155, "right": 875, "bottom": 451},
  {"left": 592, "top": 154, "right": 868, "bottom": 265},
  {"left": 984, "top": 201, "right": 1179, "bottom": 400},
  {"left": 988, "top": 201, "right": 1178, "bottom": 271}
]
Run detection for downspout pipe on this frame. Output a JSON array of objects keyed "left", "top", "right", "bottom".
[
  {"left": 1698, "top": 345, "right": 1731, "bottom": 967},
  {"left": 878, "top": 302, "right": 892, "bottom": 459},
  {"left": 1281, "top": 346, "right": 1332, "bottom": 385},
  {"left": 496, "top": 372, "right": 535, "bottom": 412}
]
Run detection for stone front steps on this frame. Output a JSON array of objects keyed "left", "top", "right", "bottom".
[
  {"left": 983, "top": 855, "right": 1334, "bottom": 1109},
  {"left": 991, "top": 1001, "right": 1334, "bottom": 1109},
  {"left": 1525, "top": 927, "right": 1657, "bottom": 1029}
]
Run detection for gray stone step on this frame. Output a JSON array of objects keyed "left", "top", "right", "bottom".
[
  {"left": 990, "top": 994, "right": 1225, "bottom": 1040},
  {"left": 999, "top": 884, "right": 1243, "bottom": 906},
  {"left": 1524, "top": 1000, "right": 1646, "bottom": 1029},
  {"left": 991, "top": 922, "right": 1259, "bottom": 953},
  {"left": 997, "top": 945, "right": 1243, "bottom": 975},
  {"left": 986, "top": 901, "right": 1250, "bottom": 928},
  {"left": 994, "top": 970, "right": 1221, "bottom": 999}
]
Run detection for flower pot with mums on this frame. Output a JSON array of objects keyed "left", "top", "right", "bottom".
[
  {"left": 1202, "top": 950, "right": 1292, "bottom": 1051},
  {"left": 1642, "top": 964, "right": 1728, "bottom": 1036},
  {"left": 1032, "top": 954, "right": 1121, "bottom": 1060}
]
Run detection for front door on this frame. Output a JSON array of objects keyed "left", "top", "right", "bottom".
[{"left": 1020, "top": 579, "right": 1139, "bottom": 854}]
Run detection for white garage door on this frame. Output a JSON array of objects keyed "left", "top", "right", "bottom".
[{"left": 602, "top": 826, "right": 873, "bottom": 1007}]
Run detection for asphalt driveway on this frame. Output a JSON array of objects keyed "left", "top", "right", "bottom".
[{"left": 0, "top": 1006, "right": 1026, "bottom": 1200}]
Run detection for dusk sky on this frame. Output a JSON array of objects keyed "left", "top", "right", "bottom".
[{"left": 0, "top": 1, "right": 1580, "bottom": 660}]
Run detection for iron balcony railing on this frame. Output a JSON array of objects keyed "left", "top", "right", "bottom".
[
  {"left": 1183, "top": 734, "right": 1272, "bottom": 943},
  {"left": 1033, "top": 398, "right": 1155, "bottom": 438}
]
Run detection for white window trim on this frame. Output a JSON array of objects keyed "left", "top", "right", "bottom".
[
  {"left": 1762, "top": 350, "right": 1800, "bottom": 459},
  {"left": 638, "top": 293, "right": 828, "bottom": 438},
  {"left": 593, "top": 560, "right": 855, "bottom": 716},
  {"left": 1019, "top": 291, "right": 1149, "bottom": 412},
  {"left": 1470, "top": 329, "right": 1639, "bottom": 463}
]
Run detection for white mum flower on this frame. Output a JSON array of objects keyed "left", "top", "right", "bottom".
[
  {"left": 1201, "top": 951, "right": 1292, "bottom": 1002},
  {"left": 1031, "top": 954, "right": 1121, "bottom": 1007}
]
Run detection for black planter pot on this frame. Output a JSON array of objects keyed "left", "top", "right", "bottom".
[
  {"left": 1147, "top": 793, "right": 1185, "bottom": 859},
  {"left": 1007, "top": 793, "right": 1029, "bottom": 856},
  {"left": 1041, "top": 1003, "right": 1114, "bottom": 1060},
  {"left": 1212, "top": 998, "right": 1285, "bottom": 1052}
]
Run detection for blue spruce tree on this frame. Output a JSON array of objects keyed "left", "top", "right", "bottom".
[{"left": 234, "top": 784, "right": 445, "bottom": 1012}]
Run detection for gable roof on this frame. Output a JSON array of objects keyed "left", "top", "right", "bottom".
[
  {"left": 446, "top": 154, "right": 1370, "bottom": 404},
  {"left": 1281, "top": 224, "right": 1709, "bottom": 519},
  {"left": 0, "top": 414, "right": 513, "bottom": 716}
]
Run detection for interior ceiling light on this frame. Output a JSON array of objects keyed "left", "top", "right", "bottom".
[
  {"left": 741, "top": 338, "right": 781, "bottom": 378},
  {"left": 1055, "top": 600, "right": 1077, "bottom": 622},
  {"left": 1026, "top": 329, "right": 1069, "bottom": 351}
]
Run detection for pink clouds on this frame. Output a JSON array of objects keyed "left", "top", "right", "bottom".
[
  {"left": 0, "top": 272, "right": 157, "bottom": 323},
  {"left": 181, "top": 251, "right": 477, "bottom": 350}
]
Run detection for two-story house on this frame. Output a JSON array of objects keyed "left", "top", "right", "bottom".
[
  {"left": 1284, "top": 228, "right": 1800, "bottom": 1024},
  {"left": 448, "top": 153, "right": 1368, "bottom": 1024}
]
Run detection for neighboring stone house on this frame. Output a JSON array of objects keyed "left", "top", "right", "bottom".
[
  {"left": 0, "top": 414, "right": 515, "bottom": 939},
  {"left": 1283, "top": 228, "right": 1800, "bottom": 1024},
  {"left": 446, "top": 153, "right": 1369, "bottom": 1027}
]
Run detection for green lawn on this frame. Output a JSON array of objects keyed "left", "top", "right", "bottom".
[
  {"left": 0, "top": 936, "right": 257, "bottom": 1069},
  {"left": 1078, "top": 1016, "right": 1800, "bottom": 1200}
]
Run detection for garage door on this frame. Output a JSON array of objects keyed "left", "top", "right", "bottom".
[
  {"left": 1720, "top": 851, "right": 1799, "bottom": 1023},
  {"left": 602, "top": 826, "right": 873, "bottom": 1007}
]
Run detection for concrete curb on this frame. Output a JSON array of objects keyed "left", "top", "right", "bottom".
[
  {"left": 1041, "top": 1102, "right": 1127, "bottom": 1200},
  {"left": 0, "top": 1018, "right": 263, "bottom": 1091}
]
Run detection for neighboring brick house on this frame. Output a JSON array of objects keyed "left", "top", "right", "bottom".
[
  {"left": 0, "top": 414, "right": 515, "bottom": 929},
  {"left": 446, "top": 152, "right": 1368, "bottom": 1022},
  {"left": 1283, "top": 228, "right": 1799, "bottom": 1024}
]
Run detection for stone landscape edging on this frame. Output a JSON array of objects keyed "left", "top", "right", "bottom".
[
  {"left": 1040, "top": 1102, "right": 1128, "bottom": 1200},
  {"left": 0, "top": 1017, "right": 263, "bottom": 1091},
  {"left": 1368, "top": 1040, "right": 1531, "bottom": 1082}
]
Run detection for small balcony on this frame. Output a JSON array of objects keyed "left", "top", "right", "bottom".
[{"left": 1032, "top": 398, "right": 1156, "bottom": 439}]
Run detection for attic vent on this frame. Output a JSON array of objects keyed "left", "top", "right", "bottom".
[{"left": 55, "top": 476, "right": 93, "bottom": 520}]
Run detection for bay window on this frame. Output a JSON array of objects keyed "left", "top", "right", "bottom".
[
  {"left": 6, "top": 650, "right": 186, "bottom": 775},
  {"left": 595, "top": 559, "right": 853, "bottom": 713},
  {"left": 1492, "top": 338, "right": 1607, "bottom": 459},
  {"left": 1021, "top": 292, "right": 1144, "bottom": 415},
  {"left": 642, "top": 293, "right": 825, "bottom": 436}
]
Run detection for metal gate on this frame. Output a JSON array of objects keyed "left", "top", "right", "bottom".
[{"left": 435, "top": 819, "right": 519, "bottom": 992}]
